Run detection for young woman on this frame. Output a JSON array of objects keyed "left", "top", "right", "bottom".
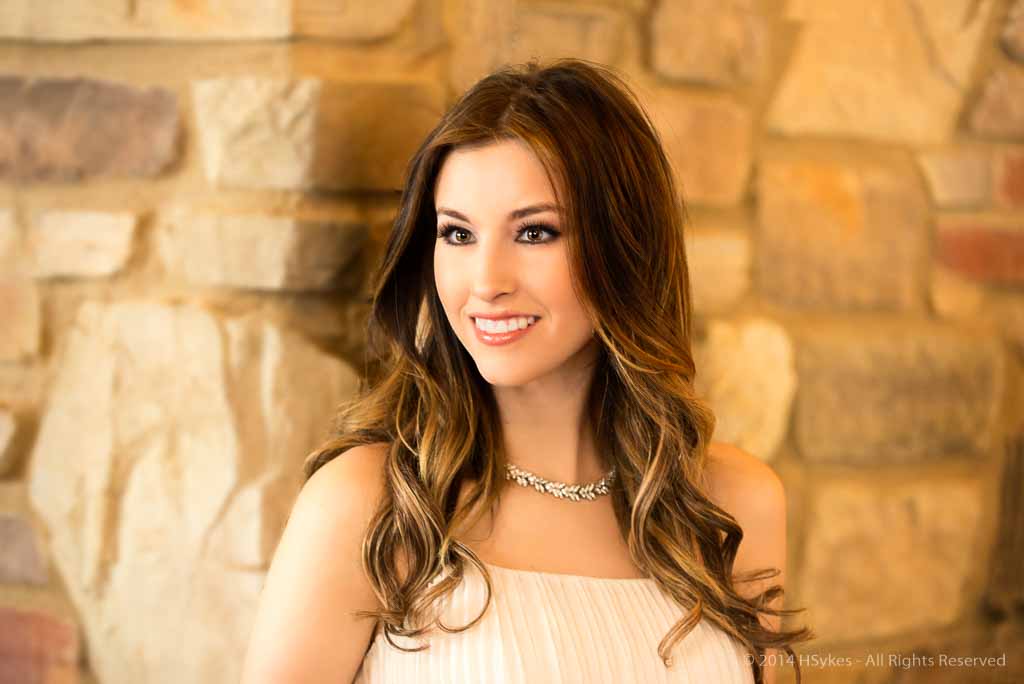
[{"left": 241, "top": 59, "right": 813, "bottom": 684}]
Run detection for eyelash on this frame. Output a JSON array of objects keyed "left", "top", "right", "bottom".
[{"left": 435, "top": 222, "right": 561, "bottom": 246}]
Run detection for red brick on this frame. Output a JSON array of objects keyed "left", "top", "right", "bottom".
[
  {"left": 936, "top": 222, "right": 1024, "bottom": 285},
  {"left": 0, "top": 606, "right": 78, "bottom": 665},
  {"left": 0, "top": 658, "right": 78, "bottom": 684},
  {"left": 994, "top": 147, "right": 1024, "bottom": 207}
]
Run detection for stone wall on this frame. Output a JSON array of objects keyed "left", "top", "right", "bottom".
[{"left": 0, "top": 1, "right": 1021, "bottom": 682}]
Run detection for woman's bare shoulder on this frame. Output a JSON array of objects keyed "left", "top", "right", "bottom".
[{"left": 704, "top": 441, "right": 785, "bottom": 515}]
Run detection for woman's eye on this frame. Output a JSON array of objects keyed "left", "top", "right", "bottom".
[{"left": 518, "top": 224, "right": 560, "bottom": 243}]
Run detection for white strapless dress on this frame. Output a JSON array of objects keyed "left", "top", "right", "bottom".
[{"left": 353, "top": 561, "right": 755, "bottom": 683}]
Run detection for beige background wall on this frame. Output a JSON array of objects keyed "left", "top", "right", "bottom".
[{"left": 0, "top": 1, "right": 1022, "bottom": 682}]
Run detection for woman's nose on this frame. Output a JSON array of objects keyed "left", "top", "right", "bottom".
[{"left": 469, "top": 238, "right": 516, "bottom": 300}]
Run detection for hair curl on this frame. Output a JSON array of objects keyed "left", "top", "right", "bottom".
[{"left": 304, "top": 58, "right": 814, "bottom": 683}]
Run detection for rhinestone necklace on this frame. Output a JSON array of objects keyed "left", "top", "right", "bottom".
[{"left": 504, "top": 462, "right": 617, "bottom": 501}]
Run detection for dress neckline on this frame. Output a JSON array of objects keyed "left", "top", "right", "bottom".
[{"left": 480, "top": 560, "right": 657, "bottom": 584}]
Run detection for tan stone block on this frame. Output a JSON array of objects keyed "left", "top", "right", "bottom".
[
  {"left": 193, "top": 77, "right": 321, "bottom": 190},
  {"left": 641, "top": 85, "right": 752, "bottom": 206},
  {"left": 768, "top": 0, "right": 993, "bottom": 144},
  {"left": 0, "top": 0, "right": 290, "bottom": 41},
  {"left": 294, "top": 0, "right": 417, "bottom": 39},
  {"left": 969, "top": 68, "right": 1024, "bottom": 140},
  {"left": 0, "top": 605, "right": 78, "bottom": 664},
  {"left": 756, "top": 157, "right": 929, "bottom": 310},
  {"left": 929, "top": 264, "right": 985, "bottom": 320},
  {"left": 916, "top": 148, "right": 991, "bottom": 208},
  {"left": 685, "top": 220, "right": 751, "bottom": 314},
  {"left": 693, "top": 316, "right": 795, "bottom": 462},
  {"left": 0, "top": 278, "right": 39, "bottom": 361},
  {"left": 507, "top": 2, "right": 626, "bottom": 66},
  {"left": 793, "top": 321, "right": 1004, "bottom": 463},
  {"left": 651, "top": 0, "right": 766, "bottom": 86},
  {"left": 27, "top": 300, "right": 360, "bottom": 683},
  {"left": 799, "top": 477, "right": 984, "bottom": 642},
  {"left": 448, "top": 0, "right": 518, "bottom": 92},
  {"left": 29, "top": 210, "right": 136, "bottom": 279},
  {"left": 156, "top": 209, "right": 368, "bottom": 291},
  {"left": 314, "top": 82, "right": 445, "bottom": 191}
]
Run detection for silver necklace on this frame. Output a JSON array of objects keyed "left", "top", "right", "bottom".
[{"left": 504, "top": 462, "right": 617, "bottom": 501}]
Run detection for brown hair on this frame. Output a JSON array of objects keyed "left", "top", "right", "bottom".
[{"left": 304, "top": 58, "right": 814, "bottom": 683}]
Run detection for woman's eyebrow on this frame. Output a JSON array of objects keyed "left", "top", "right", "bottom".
[{"left": 436, "top": 202, "right": 563, "bottom": 223}]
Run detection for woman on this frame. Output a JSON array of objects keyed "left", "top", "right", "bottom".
[{"left": 241, "top": 59, "right": 813, "bottom": 683}]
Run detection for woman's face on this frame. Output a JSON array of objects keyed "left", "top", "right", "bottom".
[{"left": 432, "top": 138, "right": 597, "bottom": 387}]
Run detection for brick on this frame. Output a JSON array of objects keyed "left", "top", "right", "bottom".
[
  {"left": 0, "top": 606, "right": 78, "bottom": 664},
  {"left": 994, "top": 146, "right": 1024, "bottom": 207},
  {"left": 0, "top": 76, "right": 179, "bottom": 183},
  {"left": 936, "top": 216, "right": 1024, "bottom": 285},
  {"left": 507, "top": 3, "right": 625, "bottom": 66},
  {"left": 1003, "top": 0, "right": 1024, "bottom": 62}
]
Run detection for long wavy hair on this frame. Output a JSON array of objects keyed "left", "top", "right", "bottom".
[{"left": 303, "top": 58, "right": 813, "bottom": 683}]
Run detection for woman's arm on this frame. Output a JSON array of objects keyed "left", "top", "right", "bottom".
[
  {"left": 240, "top": 444, "right": 389, "bottom": 684},
  {"left": 706, "top": 442, "right": 788, "bottom": 684}
]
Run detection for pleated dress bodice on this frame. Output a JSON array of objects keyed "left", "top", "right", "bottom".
[{"left": 352, "top": 561, "right": 755, "bottom": 683}]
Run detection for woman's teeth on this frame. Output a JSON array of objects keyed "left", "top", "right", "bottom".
[{"left": 474, "top": 316, "right": 538, "bottom": 333}]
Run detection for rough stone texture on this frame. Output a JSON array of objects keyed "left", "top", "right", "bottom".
[
  {"left": 293, "top": 0, "right": 417, "bottom": 39},
  {"left": 30, "top": 210, "right": 136, "bottom": 278},
  {"left": 930, "top": 264, "right": 986, "bottom": 320},
  {"left": 684, "top": 221, "right": 751, "bottom": 314},
  {"left": 0, "top": 410, "right": 15, "bottom": 476},
  {"left": 792, "top": 322, "right": 1004, "bottom": 464},
  {"left": 800, "top": 477, "right": 983, "bottom": 642},
  {"left": 155, "top": 209, "right": 368, "bottom": 291},
  {"left": 693, "top": 316, "right": 794, "bottom": 462},
  {"left": 0, "top": 278, "right": 40, "bottom": 361},
  {"left": 0, "top": 513, "right": 47, "bottom": 584},
  {"left": 0, "top": 606, "right": 79, "bottom": 677},
  {"left": 1003, "top": 0, "right": 1024, "bottom": 62},
  {"left": 994, "top": 146, "right": 1024, "bottom": 207},
  {"left": 0, "top": 76, "right": 179, "bottom": 183},
  {"left": 449, "top": 0, "right": 517, "bottom": 92},
  {"left": 0, "top": 208, "right": 20, "bottom": 273},
  {"left": 315, "top": 82, "right": 445, "bottom": 191},
  {"left": 969, "top": 69, "right": 1024, "bottom": 139},
  {"left": 756, "top": 158, "right": 929, "bottom": 310},
  {"left": 0, "top": 0, "right": 290, "bottom": 41},
  {"left": 27, "top": 300, "right": 360, "bottom": 684},
  {"left": 916, "top": 148, "right": 991, "bottom": 208},
  {"left": 641, "top": 86, "right": 752, "bottom": 206},
  {"left": 193, "top": 77, "right": 321, "bottom": 190},
  {"left": 650, "top": 0, "right": 766, "bottom": 86},
  {"left": 507, "top": 3, "right": 625, "bottom": 66},
  {"left": 936, "top": 215, "right": 1024, "bottom": 285},
  {"left": 767, "top": 0, "right": 993, "bottom": 144}
]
